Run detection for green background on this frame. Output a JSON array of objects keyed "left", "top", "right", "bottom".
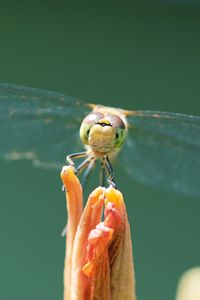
[{"left": 0, "top": 1, "right": 200, "bottom": 299}]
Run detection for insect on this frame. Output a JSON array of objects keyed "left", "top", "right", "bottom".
[
  {"left": 0, "top": 83, "right": 200, "bottom": 197},
  {"left": 66, "top": 104, "right": 133, "bottom": 188}
]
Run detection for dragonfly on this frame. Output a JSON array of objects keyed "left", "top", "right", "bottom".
[{"left": 0, "top": 83, "right": 200, "bottom": 197}]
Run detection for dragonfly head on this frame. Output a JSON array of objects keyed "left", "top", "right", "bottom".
[{"left": 80, "top": 112, "right": 127, "bottom": 156}]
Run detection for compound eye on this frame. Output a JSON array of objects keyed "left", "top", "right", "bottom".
[
  {"left": 114, "top": 127, "right": 127, "bottom": 148},
  {"left": 106, "top": 114, "right": 126, "bottom": 129},
  {"left": 79, "top": 112, "right": 104, "bottom": 145},
  {"left": 82, "top": 112, "right": 105, "bottom": 125},
  {"left": 104, "top": 114, "right": 126, "bottom": 148}
]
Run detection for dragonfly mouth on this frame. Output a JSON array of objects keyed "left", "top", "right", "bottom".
[
  {"left": 97, "top": 122, "right": 112, "bottom": 127},
  {"left": 96, "top": 119, "right": 112, "bottom": 127}
]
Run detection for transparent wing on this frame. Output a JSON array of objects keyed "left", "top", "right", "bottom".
[
  {"left": 0, "top": 83, "right": 91, "bottom": 169},
  {"left": 119, "top": 110, "right": 200, "bottom": 197}
]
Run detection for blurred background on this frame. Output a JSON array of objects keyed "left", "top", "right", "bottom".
[{"left": 0, "top": 1, "right": 200, "bottom": 299}]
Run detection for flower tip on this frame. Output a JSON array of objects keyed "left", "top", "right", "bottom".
[
  {"left": 60, "top": 165, "right": 73, "bottom": 176},
  {"left": 60, "top": 166, "right": 77, "bottom": 186},
  {"left": 105, "top": 187, "right": 123, "bottom": 208}
]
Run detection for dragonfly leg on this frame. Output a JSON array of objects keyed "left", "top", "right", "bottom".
[
  {"left": 104, "top": 156, "right": 116, "bottom": 188},
  {"left": 82, "top": 158, "right": 96, "bottom": 188},
  {"left": 66, "top": 151, "right": 88, "bottom": 171},
  {"left": 76, "top": 156, "right": 94, "bottom": 175},
  {"left": 62, "top": 151, "right": 88, "bottom": 191},
  {"left": 100, "top": 159, "right": 106, "bottom": 187}
]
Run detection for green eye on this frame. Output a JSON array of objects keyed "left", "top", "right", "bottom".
[
  {"left": 114, "top": 128, "right": 127, "bottom": 148},
  {"left": 80, "top": 123, "right": 92, "bottom": 145},
  {"left": 79, "top": 112, "right": 104, "bottom": 145}
]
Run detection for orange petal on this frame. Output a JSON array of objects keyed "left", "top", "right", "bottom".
[
  {"left": 70, "top": 186, "right": 105, "bottom": 300},
  {"left": 82, "top": 187, "right": 137, "bottom": 300},
  {"left": 105, "top": 188, "right": 137, "bottom": 300},
  {"left": 60, "top": 166, "right": 83, "bottom": 300}
]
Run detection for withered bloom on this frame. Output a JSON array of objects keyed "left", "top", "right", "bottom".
[{"left": 61, "top": 166, "right": 137, "bottom": 300}]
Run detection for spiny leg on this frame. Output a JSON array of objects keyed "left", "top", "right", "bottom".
[
  {"left": 66, "top": 151, "right": 88, "bottom": 171},
  {"left": 81, "top": 158, "right": 96, "bottom": 189},
  {"left": 63, "top": 151, "right": 90, "bottom": 192},
  {"left": 100, "top": 159, "right": 106, "bottom": 187},
  {"left": 104, "top": 156, "right": 116, "bottom": 188},
  {"left": 76, "top": 156, "right": 93, "bottom": 174}
]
